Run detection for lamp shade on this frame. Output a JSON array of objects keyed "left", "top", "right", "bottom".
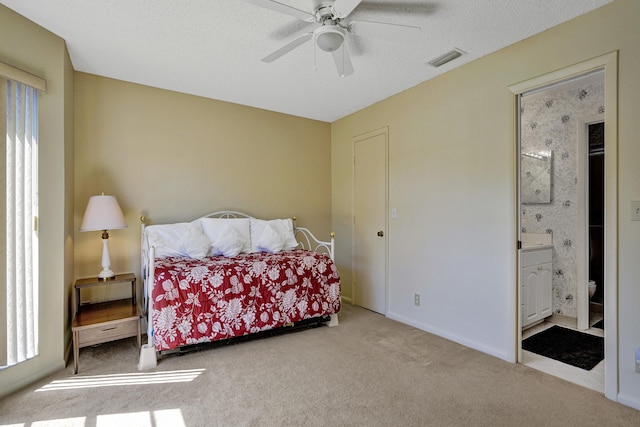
[{"left": 80, "top": 194, "right": 127, "bottom": 232}]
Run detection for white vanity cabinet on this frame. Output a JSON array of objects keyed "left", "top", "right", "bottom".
[{"left": 521, "top": 246, "right": 552, "bottom": 328}]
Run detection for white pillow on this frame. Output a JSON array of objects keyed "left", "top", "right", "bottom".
[
  {"left": 145, "top": 222, "right": 211, "bottom": 259},
  {"left": 254, "top": 224, "right": 286, "bottom": 253},
  {"left": 181, "top": 223, "right": 211, "bottom": 259},
  {"left": 210, "top": 225, "right": 245, "bottom": 257},
  {"left": 199, "top": 218, "right": 251, "bottom": 254},
  {"left": 250, "top": 218, "right": 297, "bottom": 252}
]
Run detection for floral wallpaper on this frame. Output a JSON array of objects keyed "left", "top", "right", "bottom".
[{"left": 520, "top": 72, "right": 604, "bottom": 317}]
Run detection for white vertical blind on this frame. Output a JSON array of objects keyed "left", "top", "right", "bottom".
[{"left": 2, "top": 79, "right": 39, "bottom": 367}]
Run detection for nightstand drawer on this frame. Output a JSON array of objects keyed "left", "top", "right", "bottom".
[{"left": 77, "top": 317, "right": 139, "bottom": 347}]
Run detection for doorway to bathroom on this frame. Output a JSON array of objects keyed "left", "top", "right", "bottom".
[
  {"left": 509, "top": 52, "right": 618, "bottom": 399},
  {"left": 517, "top": 70, "right": 605, "bottom": 393}
]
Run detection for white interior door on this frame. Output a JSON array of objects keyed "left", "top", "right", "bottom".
[{"left": 353, "top": 129, "right": 387, "bottom": 314}]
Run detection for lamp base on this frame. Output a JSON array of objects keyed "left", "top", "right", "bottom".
[
  {"left": 98, "top": 237, "right": 115, "bottom": 279},
  {"left": 98, "top": 268, "right": 115, "bottom": 279}
]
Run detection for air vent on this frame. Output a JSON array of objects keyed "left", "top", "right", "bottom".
[{"left": 427, "top": 48, "right": 465, "bottom": 67}]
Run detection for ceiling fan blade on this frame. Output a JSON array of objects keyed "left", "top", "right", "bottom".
[
  {"left": 354, "top": 1, "right": 437, "bottom": 18},
  {"left": 269, "top": 20, "right": 315, "bottom": 40},
  {"left": 244, "top": 0, "right": 314, "bottom": 22},
  {"left": 331, "top": 45, "right": 354, "bottom": 77},
  {"left": 331, "top": 0, "right": 363, "bottom": 19},
  {"left": 349, "top": 20, "right": 421, "bottom": 42},
  {"left": 262, "top": 32, "right": 314, "bottom": 63}
]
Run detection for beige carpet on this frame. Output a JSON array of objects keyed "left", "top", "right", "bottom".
[{"left": 1, "top": 304, "right": 639, "bottom": 426}]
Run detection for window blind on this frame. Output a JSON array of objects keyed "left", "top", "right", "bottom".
[{"left": 1, "top": 78, "right": 39, "bottom": 367}]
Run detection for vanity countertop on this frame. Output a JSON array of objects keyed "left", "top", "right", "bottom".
[
  {"left": 521, "top": 232, "right": 553, "bottom": 251},
  {"left": 522, "top": 242, "right": 554, "bottom": 251}
]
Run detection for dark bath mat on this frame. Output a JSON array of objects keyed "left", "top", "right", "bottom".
[
  {"left": 592, "top": 319, "right": 604, "bottom": 329},
  {"left": 522, "top": 325, "right": 604, "bottom": 370}
]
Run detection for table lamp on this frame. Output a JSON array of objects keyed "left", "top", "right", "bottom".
[{"left": 80, "top": 193, "right": 127, "bottom": 279}]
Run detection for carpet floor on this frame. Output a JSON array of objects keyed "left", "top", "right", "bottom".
[
  {"left": 1, "top": 304, "right": 638, "bottom": 426},
  {"left": 522, "top": 325, "right": 604, "bottom": 371}
]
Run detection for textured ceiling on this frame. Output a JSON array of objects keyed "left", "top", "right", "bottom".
[{"left": 1, "top": 0, "right": 612, "bottom": 122}]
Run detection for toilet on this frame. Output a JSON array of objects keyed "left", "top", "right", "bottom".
[{"left": 588, "top": 280, "right": 596, "bottom": 299}]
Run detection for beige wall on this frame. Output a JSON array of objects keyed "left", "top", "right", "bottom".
[
  {"left": 74, "top": 73, "right": 332, "bottom": 299},
  {"left": 332, "top": 0, "right": 640, "bottom": 407},
  {"left": 0, "top": 5, "right": 74, "bottom": 397}
]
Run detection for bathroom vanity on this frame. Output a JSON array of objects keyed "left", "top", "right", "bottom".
[{"left": 521, "top": 236, "right": 553, "bottom": 329}]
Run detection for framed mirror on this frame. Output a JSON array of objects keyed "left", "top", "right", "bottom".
[{"left": 521, "top": 150, "right": 552, "bottom": 204}]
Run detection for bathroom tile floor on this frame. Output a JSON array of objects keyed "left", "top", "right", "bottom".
[{"left": 522, "top": 314, "right": 604, "bottom": 393}]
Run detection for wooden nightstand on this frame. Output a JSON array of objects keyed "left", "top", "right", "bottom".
[{"left": 71, "top": 273, "right": 140, "bottom": 374}]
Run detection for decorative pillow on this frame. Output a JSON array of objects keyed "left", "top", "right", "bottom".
[
  {"left": 250, "top": 218, "right": 298, "bottom": 252},
  {"left": 198, "top": 218, "right": 251, "bottom": 254},
  {"left": 145, "top": 222, "right": 211, "bottom": 259},
  {"left": 181, "top": 223, "right": 211, "bottom": 259},
  {"left": 254, "top": 224, "right": 286, "bottom": 253},
  {"left": 210, "top": 225, "right": 245, "bottom": 257}
]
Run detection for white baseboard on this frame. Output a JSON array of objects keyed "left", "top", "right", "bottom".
[
  {"left": 548, "top": 313, "right": 578, "bottom": 329},
  {"left": 386, "top": 310, "right": 513, "bottom": 363},
  {"left": 617, "top": 393, "right": 640, "bottom": 411}
]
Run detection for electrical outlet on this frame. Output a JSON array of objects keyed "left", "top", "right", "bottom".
[
  {"left": 631, "top": 201, "right": 640, "bottom": 221},
  {"left": 414, "top": 293, "right": 420, "bottom": 306}
]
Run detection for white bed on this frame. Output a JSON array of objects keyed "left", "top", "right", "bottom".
[{"left": 139, "top": 211, "right": 340, "bottom": 364}]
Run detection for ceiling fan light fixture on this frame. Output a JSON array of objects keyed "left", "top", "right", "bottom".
[
  {"left": 428, "top": 48, "right": 466, "bottom": 67},
  {"left": 315, "top": 25, "right": 345, "bottom": 52}
]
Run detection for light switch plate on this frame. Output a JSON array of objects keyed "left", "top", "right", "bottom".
[{"left": 631, "top": 201, "right": 640, "bottom": 221}]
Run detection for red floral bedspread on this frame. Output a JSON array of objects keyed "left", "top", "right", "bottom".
[{"left": 151, "top": 250, "right": 341, "bottom": 351}]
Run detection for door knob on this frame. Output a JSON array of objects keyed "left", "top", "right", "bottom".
[{"left": 377, "top": 231, "right": 384, "bottom": 237}]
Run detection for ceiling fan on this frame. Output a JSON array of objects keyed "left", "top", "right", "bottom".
[{"left": 245, "top": 0, "right": 422, "bottom": 77}]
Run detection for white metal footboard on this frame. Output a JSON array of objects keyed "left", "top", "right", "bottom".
[
  {"left": 139, "top": 216, "right": 157, "bottom": 369},
  {"left": 293, "top": 225, "right": 335, "bottom": 261},
  {"left": 140, "top": 217, "right": 154, "bottom": 338},
  {"left": 291, "top": 219, "right": 337, "bottom": 327}
]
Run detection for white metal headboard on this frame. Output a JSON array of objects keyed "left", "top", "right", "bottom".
[{"left": 196, "top": 210, "right": 335, "bottom": 259}]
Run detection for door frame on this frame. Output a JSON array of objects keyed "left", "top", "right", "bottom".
[
  {"left": 351, "top": 126, "right": 389, "bottom": 314},
  {"left": 509, "top": 51, "right": 618, "bottom": 400},
  {"left": 576, "top": 113, "right": 604, "bottom": 331}
]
